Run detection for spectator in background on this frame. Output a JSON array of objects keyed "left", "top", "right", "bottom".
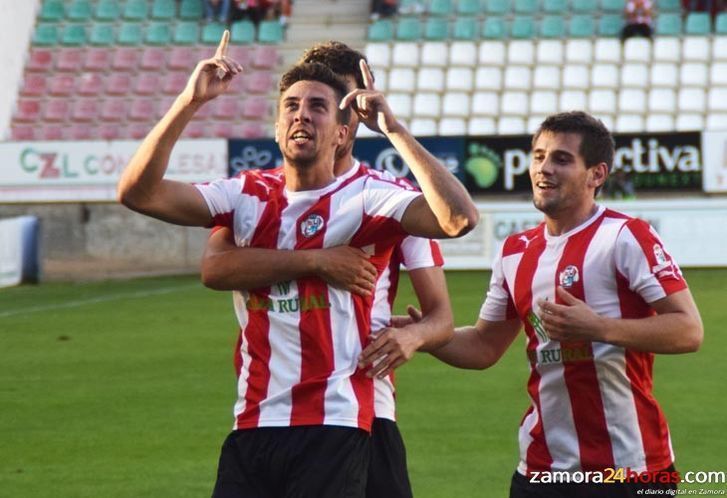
[
  {"left": 370, "top": 0, "right": 398, "bottom": 21},
  {"left": 231, "top": 0, "right": 267, "bottom": 25},
  {"left": 203, "top": 0, "right": 231, "bottom": 23},
  {"left": 621, "top": 0, "right": 654, "bottom": 40}
]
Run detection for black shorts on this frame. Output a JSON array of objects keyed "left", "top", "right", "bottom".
[
  {"left": 366, "top": 418, "right": 413, "bottom": 498},
  {"left": 212, "top": 425, "right": 370, "bottom": 498},
  {"left": 509, "top": 466, "right": 678, "bottom": 498}
]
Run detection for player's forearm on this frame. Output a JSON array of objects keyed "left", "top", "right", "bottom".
[
  {"left": 409, "top": 306, "right": 454, "bottom": 352},
  {"left": 385, "top": 127, "right": 478, "bottom": 237},
  {"left": 429, "top": 326, "right": 498, "bottom": 370},
  {"left": 599, "top": 311, "right": 703, "bottom": 353},
  {"left": 117, "top": 94, "right": 201, "bottom": 211},
  {"left": 201, "top": 247, "right": 318, "bottom": 291}
]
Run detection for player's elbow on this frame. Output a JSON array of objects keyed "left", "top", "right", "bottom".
[
  {"left": 442, "top": 209, "right": 479, "bottom": 238},
  {"left": 200, "top": 258, "right": 229, "bottom": 291},
  {"left": 682, "top": 319, "right": 704, "bottom": 353},
  {"left": 116, "top": 181, "right": 147, "bottom": 212}
]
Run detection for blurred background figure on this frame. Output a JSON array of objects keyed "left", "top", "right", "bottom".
[
  {"left": 621, "top": 0, "right": 653, "bottom": 40},
  {"left": 370, "top": 0, "right": 399, "bottom": 21},
  {"left": 203, "top": 0, "right": 231, "bottom": 23}
]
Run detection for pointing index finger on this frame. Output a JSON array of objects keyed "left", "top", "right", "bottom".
[
  {"left": 215, "top": 30, "right": 230, "bottom": 58},
  {"left": 360, "top": 59, "right": 375, "bottom": 90}
]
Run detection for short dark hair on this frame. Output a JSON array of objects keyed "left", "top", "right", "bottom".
[
  {"left": 533, "top": 111, "right": 615, "bottom": 173},
  {"left": 278, "top": 62, "right": 351, "bottom": 124},
  {"left": 298, "top": 41, "right": 369, "bottom": 89}
]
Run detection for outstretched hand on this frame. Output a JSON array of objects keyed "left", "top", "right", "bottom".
[
  {"left": 182, "top": 30, "right": 243, "bottom": 105},
  {"left": 339, "top": 60, "right": 401, "bottom": 135},
  {"left": 537, "top": 287, "right": 607, "bottom": 342}
]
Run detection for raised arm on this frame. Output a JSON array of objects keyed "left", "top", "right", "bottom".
[
  {"left": 200, "top": 227, "right": 379, "bottom": 296},
  {"left": 117, "top": 31, "right": 243, "bottom": 226},
  {"left": 340, "top": 61, "right": 479, "bottom": 239}
]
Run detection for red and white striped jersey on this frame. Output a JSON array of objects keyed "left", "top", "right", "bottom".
[
  {"left": 196, "top": 164, "right": 420, "bottom": 432},
  {"left": 480, "top": 205, "right": 687, "bottom": 475}
]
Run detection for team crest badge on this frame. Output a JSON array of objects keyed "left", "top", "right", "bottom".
[
  {"left": 300, "top": 214, "right": 325, "bottom": 238},
  {"left": 559, "top": 265, "right": 580, "bottom": 288},
  {"left": 653, "top": 244, "right": 667, "bottom": 265}
]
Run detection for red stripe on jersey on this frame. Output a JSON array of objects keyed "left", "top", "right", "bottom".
[
  {"left": 511, "top": 229, "right": 553, "bottom": 473},
  {"left": 351, "top": 291, "right": 375, "bottom": 429},
  {"left": 236, "top": 187, "right": 287, "bottom": 429},
  {"left": 556, "top": 215, "right": 616, "bottom": 471},
  {"left": 429, "top": 240, "right": 444, "bottom": 266},
  {"left": 387, "top": 245, "right": 404, "bottom": 312},
  {"left": 616, "top": 271, "right": 673, "bottom": 471},
  {"left": 290, "top": 196, "right": 334, "bottom": 426},
  {"left": 211, "top": 211, "right": 234, "bottom": 230},
  {"left": 233, "top": 330, "right": 243, "bottom": 376},
  {"left": 622, "top": 218, "right": 687, "bottom": 296}
]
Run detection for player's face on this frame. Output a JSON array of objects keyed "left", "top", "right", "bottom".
[
  {"left": 276, "top": 80, "right": 347, "bottom": 168},
  {"left": 530, "top": 131, "right": 596, "bottom": 218}
]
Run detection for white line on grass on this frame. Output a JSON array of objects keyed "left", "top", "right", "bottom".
[{"left": 0, "top": 283, "right": 201, "bottom": 318}]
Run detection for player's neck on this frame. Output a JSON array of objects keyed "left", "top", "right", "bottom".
[
  {"left": 333, "top": 155, "right": 356, "bottom": 177},
  {"left": 545, "top": 202, "right": 599, "bottom": 236},
  {"left": 283, "top": 159, "right": 336, "bottom": 192}
]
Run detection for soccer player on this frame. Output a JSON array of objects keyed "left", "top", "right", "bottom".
[
  {"left": 425, "top": 111, "right": 703, "bottom": 497},
  {"left": 117, "top": 32, "right": 477, "bottom": 497},
  {"left": 200, "top": 41, "right": 454, "bottom": 498}
]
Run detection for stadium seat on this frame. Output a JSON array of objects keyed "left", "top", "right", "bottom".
[
  {"left": 56, "top": 49, "right": 83, "bottom": 72},
  {"left": 533, "top": 65, "right": 561, "bottom": 90},
  {"left": 562, "top": 64, "right": 589, "bottom": 89},
  {"left": 11, "top": 125, "right": 36, "bottom": 141},
  {"left": 569, "top": 15, "right": 595, "bottom": 38},
  {"left": 504, "top": 66, "right": 531, "bottom": 90},
  {"left": 156, "top": 97, "right": 176, "bottom": 119},
  {"left": 457, "top": 0, "right": 482, "bottom": 15},
  {"left": 498, "top": 117, "right": 527, "bottom": 134},
  {"left": 594, "top": 38, "right": 621, "bottom": 63},
  {"left": 140, "top": 48, "right": 167, "bottom": 70},
  {"left": 106, "top": 73, "right": 132, "bottom": 95},
  {"left": 387, "top": 93, "right": 413, "bottom": 118},
  {"left": 615, "top": 114, "right": 644, "bottom": 132},
  {"left": 623, "top": 37, "right": 650, "bottom": 62},
  {"left": 656, "top": 13, "right": 682, "bottom": 36},
  {"left": 601, "top": 0, "right": 626, "bottom": 12},
  {"left": 475, "top": 67, "right": 503, "bottom": 90},
  {"left": 371, "top": 69, "right": 388, "bottom": 91},
  {"left": 485, "top": 0, "right": 509, "bottom": 15},
  {"left": 711, "top": 62, "right": 727, "bottom": 85},
  {"left": 40, "top": 1, "right": 65, "bottom": 21},
  {"left": 77, "top": 73, "right": 104, "bottom": 96},
  {"left": 67, "top": 123, "right": 94, "bottom": 139},
  {"left": 146, "top": 22, "right": 172, "bottom": 45},
  {"left": 95, "top": 0, "right": 120, "bottom": 20},
  {"left": 708, "top": 88, "right": 727, "bottom": 112},
  {"left": 501, "top": 91, "right": 528, "bottom": 115},
  {"left": 33, "top": 24, "right": 59, "bottom": 46},
  {"left": 389, "top": 68, "right": 417, "bottom": 92},
  {"left": 410, "top": 118, "right": 438, "bottom": 136},
  {"left": 118, "top": 23, "right": 143, "bottom": 46},
  {"left": 89, "top": 24, "right": 114, "bottom": 46},
  {"left": 417, "top": 68, "right": 445, "bottom": 92},
  {"left": 648, "top": 88, "right": 677, "bottom": 113},
  {"left": 152, "top": 0, "right": 177, "bottom": 19},
  {"left": 245, "top": 71, "right": 273, "bottom": 94},
  {"left": 239, "top": 122, "right": 268, "bottom": 139},
  {"left": 482, "top": 17, "right": 508, "bottom": 39},
  {"left": 598, "top": 15, "right": 623, "bottom": 37},
  {"left": 682, "top": 37, "right": 711, "bottom": 62},
  {"left": 20, "top": 73, "right": 47, "bottom": 97},
  {"left": 179, "top": 0, "right": 203, "bottom": 19},
  {"left": 101, "top": 98, "right": 128, "bottom": 121},
  {"left": 365, "top": 43, "right": 391, "bottom": 68},
  {"left": 442, "top": 92, "right": 470, "bottom": 117},
  {"left": 62, "top": 25, "right": 87, "bottom": 46},
  {"left": 67, "top": 0, "right": 92, "bottom": 21},
  {"left": 619, "top": 88, "right": 647, "bottom": 113},
  {"left": 392, "top": 43, "right": 420, "bottom": 67},
  {"left": 27, "top": 49, "right": 53, "bottom": 72},
  {"left": 540, "top": 16, "right": 566, "bottom": 38},
  {"left": 621, "top": 63, "right": 649, "bottom": 88},
  {"left": 134, "top": 73, "right": 160, "bottom": 96},
  {"left": 227, "top": 46, "right": 252, "bottom": 67},
  {"left": 413, "top": 93, "right": 441, "bottom": 118},
  {"left": 572, "top": 0, "right": 597, "bottom": 12},
  {"left": 515, "top": 0, "right": 538, "bottom": 14},
  {"left": 14, "top": 99, "right": 41, "bottom": 122},
  {"left": 211, "top": 97, "right": 241, "bottom": 120},
  {"left": 44, "top": 100, "right": 70, "bottom": 122},
  {"left": 706, "top": 113, "right": 727, "bottom": 130},
  {"left": 71, "top": 99, "right": 98, "bottom": 122},
  {"left": 472, "top": 91, "right": 500, "bottom": 115},
  {"left": 507, "top": 40, "right": 535, "bottom": 65},
  {"left": 536, "top": 40, "right": 564, "bottom": 65},
  {"left": 241, "top": 96, "right": 270, "bottom": 120},
  {"left": 590, "top": 64, "right": 619, "bottom": 89},
  {"left": 182, "top": 122, "right": 206, "bottom": 138},
  {"left": 530, "top": 90, "right": 558, "bottom": 115},
  {"left": 449, "top": 42, "right": 477, "bottom": 66},
  {"left": 588, "top": 89, "right": 616, "bottom": 114},
  {"left": 163, "top": 72, "right": 188, "bottom": 95},
  {"left": 48, "top": 74, "right": 75, "bottom": 96},
  {"left": 98, "top": 123, "right": 122, "bottom": 140},
  {"left": 678, "top": 88, "right": 706, "bottom": 112},
  {"left": 676, "top": 113, "right": 704, "bottom": 131},
  {"left": 123, "top": 0, "right": 148, "bottom": 20},
  {"left": 543, "top": 0, "right": 567, "bottom": 13},
  {"left": 527, "top": 115, "right": 548, "bottom": 133},
  {"left": 168, "top": 47, "right": 202, "bottom": 71},
  {"left": 174, "top": 22, "right": 200, "bottom": 45},
  {"left": 258, "top": 21, "right": 284, "bottom": 44},
  {"left": 368, "top": 20, "right": 394, "bottom": 42},
  {"left": 251, "top": 46, "right": 278, "bottom": 69},
  {"left": 468, "top": 117, "right": 496, "bottom": 135},
  {"left": 447, "top": 67, "right": 474, "bottom": 91},
  {"left": 716, "top": 13, "right": 727, "bottom": 34},
  {"left": 478, "top": 41, "right": 506, "bottom": 65},
  {"left": 653, "top": 37, "right": 680, "bottom": 62},
  {"left": 680, "top": 63, "right": 708, "bottom": 87},
  {"left": 713, "top": 37, "right": 727, "bottom": 61},
  {"left": 645, "top": 114, "right": 675, "bottom": 132},
  {"left": 397, "top": 18, "right": 423, "bottom": 41},
  {"left": 429, "top": 0, "right": 454, "bottom": 16},
  {"left": 658, "top": 0, "right": 681, "bottom": 10},
  {"left": 190, "top": 100, "right": 212, "bottom": 121},
  {"left": 650, "top": 63, "right": 679, "bottom": 88},
  {"left": 112, "top": 47, "right": 140, "bottom": 71},
  {"left": 425, "top": 18, "right": 450, "bottom": 43},
  {"left": 565, "top": 39, "right": 593, "bottom": 64},
  {"left": 685, "top": 12, "right": 711, "bottom": 35},
  {"left": 230, "top": 20, "right": 256, "bottom": 44},
  {"left": 201, "top": 23, "right": 226, "bottom": 45},
  {"left": 511, "top": 16, "right": 535, "bottom": 39},
  {"left": 453, "top": 17, "right": 478, "bottom": 41},
  {"left": 439, "top": 118, "right": 467, "bottom": 136}
]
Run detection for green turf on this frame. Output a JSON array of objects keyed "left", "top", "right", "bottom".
[{"left": 1, "top": 270, "right": 725, "bottom": 497}]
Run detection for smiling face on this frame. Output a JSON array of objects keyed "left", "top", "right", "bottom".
[
  {"left": 275, "top": 80, "right": 347, "bottom": 171},
  {"left": 530, "top": 131, "right": 606, "bottom": 228}
]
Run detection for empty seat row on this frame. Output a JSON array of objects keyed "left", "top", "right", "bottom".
[
  {"left": 40, "top": 0, "right": 205, "bottom": 23},
  {"left": 398, "top": 0, "right": 682, "bottom": 17}
]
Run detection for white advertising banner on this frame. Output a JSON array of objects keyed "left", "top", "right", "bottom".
[
  {"left": 0, "top": 139, "right": 228, "bottom": 202},
  {"left": 701, "top": 131, "right": 727, "bottom": 193},
  {"left": 439, "top": 199, "right": 727, "bottom": 270}
]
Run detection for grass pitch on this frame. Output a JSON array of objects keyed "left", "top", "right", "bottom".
[{"left": 1, "top": 270, "right": 725, "bottom": 497}]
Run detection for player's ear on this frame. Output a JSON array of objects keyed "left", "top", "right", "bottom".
[
  {"left": 336, "top": 124, "right": 349, "bottom": 146},
  {"left": 588, "top": 162, "right": 608, "bottom": 190}
]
